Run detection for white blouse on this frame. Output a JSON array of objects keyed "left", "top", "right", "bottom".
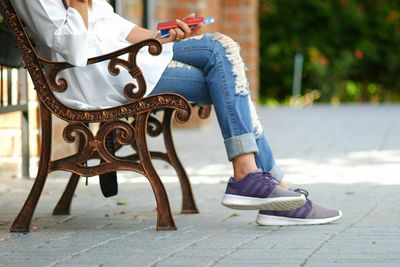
[{"left": 11, "top": 0, "right": 173, "bottom": 109}]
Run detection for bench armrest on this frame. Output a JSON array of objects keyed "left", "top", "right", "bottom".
[{"left": 38, "top": 39, "right": 162, "bottom": 102}]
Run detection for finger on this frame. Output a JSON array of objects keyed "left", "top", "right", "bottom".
[
  {"left": 174, "top": 28, "right": 185, "bottom": 40},
  {"left": 176, "top": 19, "right": 191, "bottom": 38},
  {"left": 167, "top": 29, "right": 177, "bottom": 42},
  {"left": 183, "top": 12, "right": 195, "bottom": 20}
]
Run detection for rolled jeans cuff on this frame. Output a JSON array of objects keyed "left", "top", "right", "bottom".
[
  {"left": 270, "top": 162, "right": 285, "bottom": 184},
  {"left": 224, "top": 133, "right": 259, "bottom": 161}
]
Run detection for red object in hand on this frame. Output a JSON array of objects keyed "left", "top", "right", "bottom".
[
  {"left": 157, "top": 17, "right": 206, "bottom": 31},
  {"left": 157, "top": 17, "right": 214, "bottom": 37}
]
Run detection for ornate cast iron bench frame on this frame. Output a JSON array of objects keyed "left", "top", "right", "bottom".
[{"left": 0, "top": 0, "right": 211, "bottom": 233}]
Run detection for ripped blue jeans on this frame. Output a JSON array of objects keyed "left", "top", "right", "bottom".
[{"left": 150, "top": 33, "right": 284, "bottom": 182}]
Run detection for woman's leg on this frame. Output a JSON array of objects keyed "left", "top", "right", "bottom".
[
  {"left": 150, "top": 33, "right": 305, "bottom": 210},
  {"left": 152, "top": 33, "right": 283, "bottom": 181},
  {"left": 153, "top": 34, "right": 260, "bottom": 180}
]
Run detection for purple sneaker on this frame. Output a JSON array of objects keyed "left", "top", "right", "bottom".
[
  {"left": 221, "top": 171, "right": 306, "bottom": 211},
  {"left": 256, "top": 189, "right": 342, "bottom": 225}
]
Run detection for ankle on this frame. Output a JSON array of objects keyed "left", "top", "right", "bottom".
[
  {"left": 233, "top": 168, "right": 258, "bottom": 181},
  {"left": 232, "top": 153, "right": 258, "bottom": 181}
]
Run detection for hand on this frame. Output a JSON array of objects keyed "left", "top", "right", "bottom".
[
  {"left": 182, "top": 13, "right": 202, "bottom": 37},
  {"left": 156, "top": 13, "right": 203, "bottom": 44}
]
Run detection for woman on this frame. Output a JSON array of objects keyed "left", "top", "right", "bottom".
[{"left": 12, "top": 0, "right": 341, "bottom": 225}]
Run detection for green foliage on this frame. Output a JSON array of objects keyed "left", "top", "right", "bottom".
[{"left": 259, "top": 0, "right": 400, "bottom": 103}]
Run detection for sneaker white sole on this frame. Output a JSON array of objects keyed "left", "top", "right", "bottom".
[
  {"left": 255, "top": 210, "right": 343, "bottom": 226},
  {"left": 221, "top": 194, "right": 306, "bottom": 211}
]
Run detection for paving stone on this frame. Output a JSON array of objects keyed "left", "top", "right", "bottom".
[{"left": 0, "top": 104, "right": 400, "bottom": 266}]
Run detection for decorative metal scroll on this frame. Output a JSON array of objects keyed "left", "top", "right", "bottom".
[{"left": 49, "top": 120, "right": 139, "bottom": 176}]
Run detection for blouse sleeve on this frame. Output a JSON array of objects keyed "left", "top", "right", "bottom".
[
  {"left": 52, "top": 7, "right": 90, "bottom": 67},
  {"left": 93, "top": 0, "right": 136, "bottom": 41},
  {"left": 12, "top": 0, "right": 90, "bottom": 67}
]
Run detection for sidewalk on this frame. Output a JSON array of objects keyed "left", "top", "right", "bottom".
[{"left": 1, "top": 104, "right": 400, "bottom": 267}]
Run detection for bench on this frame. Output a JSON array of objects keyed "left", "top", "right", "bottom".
[{"left": 0, "top": 0, "right": 211, "bottom": 233}]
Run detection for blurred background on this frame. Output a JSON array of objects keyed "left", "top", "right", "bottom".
[{"left": 259, "top": 0, "right": 400, "bottom": 106}]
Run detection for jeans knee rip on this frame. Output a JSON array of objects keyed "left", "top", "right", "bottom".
[
  {"left": 211, "top": 33, "right": 250, "bottom": 96},
  {"left": 168, "top": 60, "right": 193, "bottom": 70}
]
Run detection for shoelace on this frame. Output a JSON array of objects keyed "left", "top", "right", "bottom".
[
  {"left": 294, "top": 188, "right": 309, "bottom": 199},
  {"left": 258, "top": 171, "right": 310, "bottom": 198},
  {"left": 261, "top": 171, "right": 282, "bottom": 184},
  {"left": 252, "top": 171, "right": 285, "bottom": 186}
]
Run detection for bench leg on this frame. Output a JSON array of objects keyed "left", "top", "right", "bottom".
[
  {"left": 10, "top": 106, "right": 52, "bottom": 233},
  {"left": 10, "top": 172, "right": 49, "bottom": 233},
  {"left": 53, "top": 173, "right": 80, "bottom": 215},
  {"left": 137, "top": 114, "right": 177, "bottom": 230},
  {"left": 163, "top": 110, "right": 198, "bottom": 214}
]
